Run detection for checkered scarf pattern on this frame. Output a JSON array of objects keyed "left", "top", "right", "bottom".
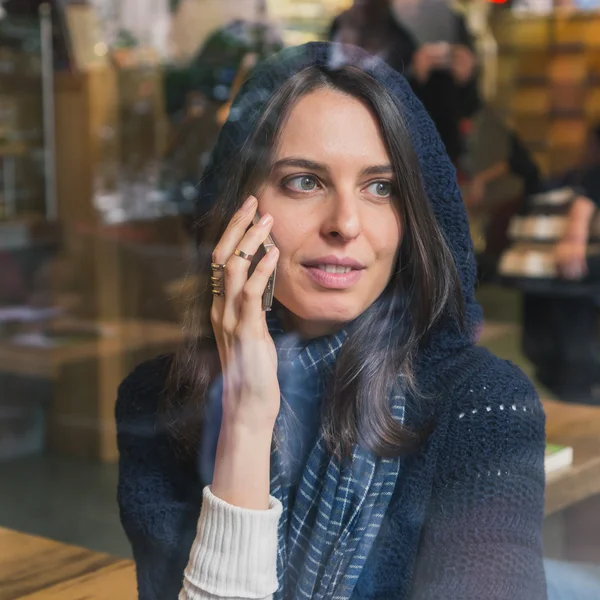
[{"left": 268, "top": 320, "right": 404, "bottom": 600}]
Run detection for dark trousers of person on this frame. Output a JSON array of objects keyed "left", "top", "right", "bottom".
[{"left": 523, "top": 294, "right": 600, "bottom": 404}]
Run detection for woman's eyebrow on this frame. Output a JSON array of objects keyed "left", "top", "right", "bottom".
[
  {"left": 360, "top": 164, "right": 394, "bottom": 177},
  {"left": 271, "top": 159, "right": 394, "bottom": 177},
  {"left": 272, "top": 157, "right": 329, "bottom": 173}
]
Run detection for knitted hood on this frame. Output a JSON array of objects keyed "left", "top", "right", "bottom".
[{"left": 197, "top": 42, "right": 482, "bottom": 369}]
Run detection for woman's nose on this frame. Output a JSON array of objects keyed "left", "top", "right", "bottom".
[{"left": 322, "top": 189, "right": 362, "bottom": 242}]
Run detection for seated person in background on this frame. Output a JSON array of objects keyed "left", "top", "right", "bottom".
[
  {"left": 329, "top": 0, "right": 479, "bottom": 164},
  {"left": 519, "top": 125, "right": 600, "bottom": 404},
  {"left": 465, "top": 121, "right": 600, "bottom": 277}
]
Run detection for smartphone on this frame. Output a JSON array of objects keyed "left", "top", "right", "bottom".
[
  {"left": 431, "top": 42, "right": 451, "bottom": 69},
  {"left": 252, "top": 212, "right": 277, "bottom": 311}
]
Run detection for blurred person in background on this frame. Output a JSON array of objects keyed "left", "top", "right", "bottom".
[
  {"left": 465, "top": 122, "right": 600, "bottom": 275},
  {"left": 116, "top": 42, "right": 553, "bottom": 600},
  {"left": 329, "top": 0, "right": 479, "bottom": 164},
  {"left": 461, "top": 116, "right": 600, "bottom": 403},
  {"left": 465, "top": 120, "right": 600, "bottom": 404},
  {"left": 522, "top": 125, "right": 600, "bottom": 405}
]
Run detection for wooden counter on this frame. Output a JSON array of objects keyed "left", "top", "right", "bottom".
[
  {"left": 0, "top": 528, "right": 136, "bottom": 600},
  {"left": 544, "top": 399, "right": 600, "bottom": 516},
  {"left": 0, "top": 320, "right": 181, "bottom": 379},
  {"left": 0, "top": 319, "right": 182, "bottom": 462}
]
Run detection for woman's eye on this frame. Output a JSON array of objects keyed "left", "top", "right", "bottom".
[
  {"left": 366, "top": 181, "right": 393, "bottom": 198},
  {"left": 285, "top": 175, "right": 319, "bottom": 193}
]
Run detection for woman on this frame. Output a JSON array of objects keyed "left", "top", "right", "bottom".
[{"left": 116, "top": 43, "right": 546, "bottom": 599}]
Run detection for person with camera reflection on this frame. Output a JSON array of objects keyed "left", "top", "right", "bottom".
[{"left": 329, "top": 0, "right": 479, "bottom": 164}]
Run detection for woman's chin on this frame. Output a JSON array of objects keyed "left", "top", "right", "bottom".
[{"left": 284, "top": 297, "right": 364, "bottom": 334}]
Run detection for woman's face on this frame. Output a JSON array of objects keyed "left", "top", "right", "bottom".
[{"left": 258, "top": 88, "right": 403, "bottom": 338}]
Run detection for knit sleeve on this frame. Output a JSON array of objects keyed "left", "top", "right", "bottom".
[
  {"left": 179, "top": 487, "right": 281, "bottom": 600},
  {"left": 116, "top": 356, "right": 203, "bottom": 600},
  {"left": 410, "top": 350, "right": 547, "bottom": 600}
]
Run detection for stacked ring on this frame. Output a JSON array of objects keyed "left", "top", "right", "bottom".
[{"left": 211, "top": 263, "right": 226, "bottom": 297}]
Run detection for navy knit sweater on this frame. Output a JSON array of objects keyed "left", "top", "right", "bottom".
[{"left": 116, "top": 43, "right": 547, "bottom": 600}]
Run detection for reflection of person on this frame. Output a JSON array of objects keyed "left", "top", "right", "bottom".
[
  {"left": 329, "top": 0, "right": 479, "bottom": 162},
  {"left": 161, "top": 17, "right": 283, "bottom": 221},
  {"left": 116, "top": 44, "right": 546, "bottom": 599},
  {"left": 164, "top": 19, "right": 283, "bottom": 120}
]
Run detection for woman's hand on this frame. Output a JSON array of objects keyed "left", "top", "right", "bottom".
[
  {"left": 465, "top": 175, "right": 486, "bottom": 211},
  {"left": 451, "top": 45, "right": 476, "bottom": 85},
  {"left": 555, "top": 238, "right": 588, "bottom": 280},
  {"left": 210, "top": 195, "right": 280, "bottom": 509},
  {"left": 555, "top": 196, "right": 595, "bottom": 280},
  {"left": 211, "top": 194, "right": 280, "bottom": 429},
  {"left": 411, "top": 45, "right": 439, "bottom": 84}
]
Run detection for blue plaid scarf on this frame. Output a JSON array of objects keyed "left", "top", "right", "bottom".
[
  {"left": 269, "top": 320, "right": 404, "bottom": 600},
  {"left": 200, "top": 318, "right": 403, "bottom": 600}
]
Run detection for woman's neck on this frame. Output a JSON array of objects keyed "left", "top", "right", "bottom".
[{"left": 281, "top": 310, "right": 345, "bottom": 341}]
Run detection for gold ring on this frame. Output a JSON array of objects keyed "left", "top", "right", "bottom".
[
  {"left": 233, "top": 249, "right": 254, "bottom": 261},
  {"left": 211, "top": 279, "right": 225, "bottom": 296},
  {"left": 211, "top": 263, "right": 226, "bottom": 271}
]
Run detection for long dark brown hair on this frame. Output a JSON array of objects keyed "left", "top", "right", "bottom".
[{"left": 164, "top": 65, "right": 463, "bottom": 460}]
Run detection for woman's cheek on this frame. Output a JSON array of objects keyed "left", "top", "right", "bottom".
[{"left": 271, "top": 218, "right": 297, "bottom": 245}]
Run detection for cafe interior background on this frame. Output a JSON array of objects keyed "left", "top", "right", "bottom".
[{"left": 1, "top": 0, "right": 600, "bottom": 570}]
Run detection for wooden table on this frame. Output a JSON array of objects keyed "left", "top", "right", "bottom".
[
  {"left": 544, "top": 399, "right": 600, "bottom": 516},
  {"left": 0, "top": 527, "right": 136, "bottom": 599}
]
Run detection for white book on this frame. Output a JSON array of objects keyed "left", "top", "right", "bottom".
[{"left": 545, "top": 443, "right": 574, "bottom": 474}]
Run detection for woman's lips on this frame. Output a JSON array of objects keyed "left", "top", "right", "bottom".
[{"left": 303, "top": 265, "right": 364, "bottom": 289}]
